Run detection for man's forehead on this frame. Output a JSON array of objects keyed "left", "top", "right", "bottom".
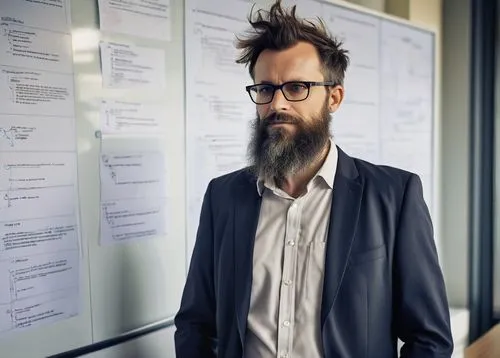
[{"left": 254, "top": 43, "right": 323, "bottom": 80}]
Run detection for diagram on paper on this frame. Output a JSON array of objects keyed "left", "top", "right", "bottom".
[
  {"left": 0, "top": 126, "right": 36, "bottom": 148},
  {"left": 99, "top": 152, "right": 168, "bottom": 244},
  {"left": 100, "top": 197, "right": 167, "bottom": 244},
  {"left": 100, "top": 152, "right": 166, "bottom": 201},
  {"left": 0, "top": 115, "right": 75, "bottom": 152},
  {"left": 0, "top": 153, "right": 76, "bottom": 222}
]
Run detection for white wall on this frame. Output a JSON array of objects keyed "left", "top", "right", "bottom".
[{"left": 441, "top": 0, "right": 470, "bottom": 308}]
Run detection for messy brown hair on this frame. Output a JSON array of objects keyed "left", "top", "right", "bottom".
[{"left": 236, "top": 0, "right": 349, "bottom": 85}]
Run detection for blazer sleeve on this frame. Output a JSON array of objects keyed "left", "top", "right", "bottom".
[
  {"left": 174, "top": 180, "right": 217, "bottom": 358},
  {"left": 394, "top": 174, "right": 454, "bottom": 358}
]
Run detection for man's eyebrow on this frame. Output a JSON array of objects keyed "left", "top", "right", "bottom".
[
  {"left": 254, "top": 79, "right": 311, "bottom": 85},
  {"left": 254, "top": 81, "right": 274, "bottom": 85}
]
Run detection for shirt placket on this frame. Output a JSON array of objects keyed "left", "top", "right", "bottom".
[{"left": 276, "top": 199, "right": 301, "bottom": 358}]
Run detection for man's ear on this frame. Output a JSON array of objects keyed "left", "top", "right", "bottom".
[{"left": 328, "top": 85, "right": 344, "bottom": 113}]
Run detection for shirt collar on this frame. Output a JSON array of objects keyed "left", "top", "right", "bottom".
[{"left": 256, "top": 138, "right": 338, "bottom": 196}]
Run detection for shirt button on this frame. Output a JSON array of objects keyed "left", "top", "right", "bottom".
[
  {"left": 283, "top": 279, "right": 292, "bottom": 286},
  {"left": 283, "top": 320, "right": 290, "bottom": 327},
  {"left": 287, "top": 240, "right": 295, "bottom": 246},
  {"left": 280, "top": 352, "right": 289, "bottom": 358}
]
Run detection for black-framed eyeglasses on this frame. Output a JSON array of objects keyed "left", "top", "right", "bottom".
[{"left": 245, "top": 81, "right": 337, "bottom": 104}]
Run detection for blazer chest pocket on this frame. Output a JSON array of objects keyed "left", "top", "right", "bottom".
[{"left": 349, "top": 245, "right": 386, "bottom": 265}]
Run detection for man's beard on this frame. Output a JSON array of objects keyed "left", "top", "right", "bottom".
[{"left": 248, "top": 101, "right": 331, "bottom": 182}]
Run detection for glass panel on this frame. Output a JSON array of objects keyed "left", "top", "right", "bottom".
[{"left": 494, "top": 10, "right": 500, "bottom": 315}]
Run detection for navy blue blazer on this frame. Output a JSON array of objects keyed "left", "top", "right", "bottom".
[{"left": 175, "top": 147, "right": 453, "bottom": 358}]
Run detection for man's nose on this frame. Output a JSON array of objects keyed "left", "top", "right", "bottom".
[{"left": 269, "top": 88, "right": 291, "bottom": 112}]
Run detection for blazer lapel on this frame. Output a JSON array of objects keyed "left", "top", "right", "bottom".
[
  {"left": 321, "top": 148, "right": 363, "bottom": 327},
  {"left": 233, "top": 172, "right": 262, "bottom": 347}
]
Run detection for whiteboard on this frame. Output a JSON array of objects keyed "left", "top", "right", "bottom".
[
  {"left": 0, "top": 0, "right": 90, "bottom": 356},
  {"left": 185, "top": 0, "right": 437, "bottom": 259},
  {"left": 0, "top": 0, "right": 436, "bottom": 357},
  {"left": 0, "top": 0, "right": 185, "bottom": 356},
  {"left": 72, "top": 0, "right": 186, "bottom": 345}
]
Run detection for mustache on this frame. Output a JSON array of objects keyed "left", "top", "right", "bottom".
[{"left": 262, "top": 113, "right": 300, "bottom": 126}]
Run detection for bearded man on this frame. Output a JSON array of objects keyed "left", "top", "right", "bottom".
[{"left": 175, "top": 1, "right": 453, "bottom": 357}]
